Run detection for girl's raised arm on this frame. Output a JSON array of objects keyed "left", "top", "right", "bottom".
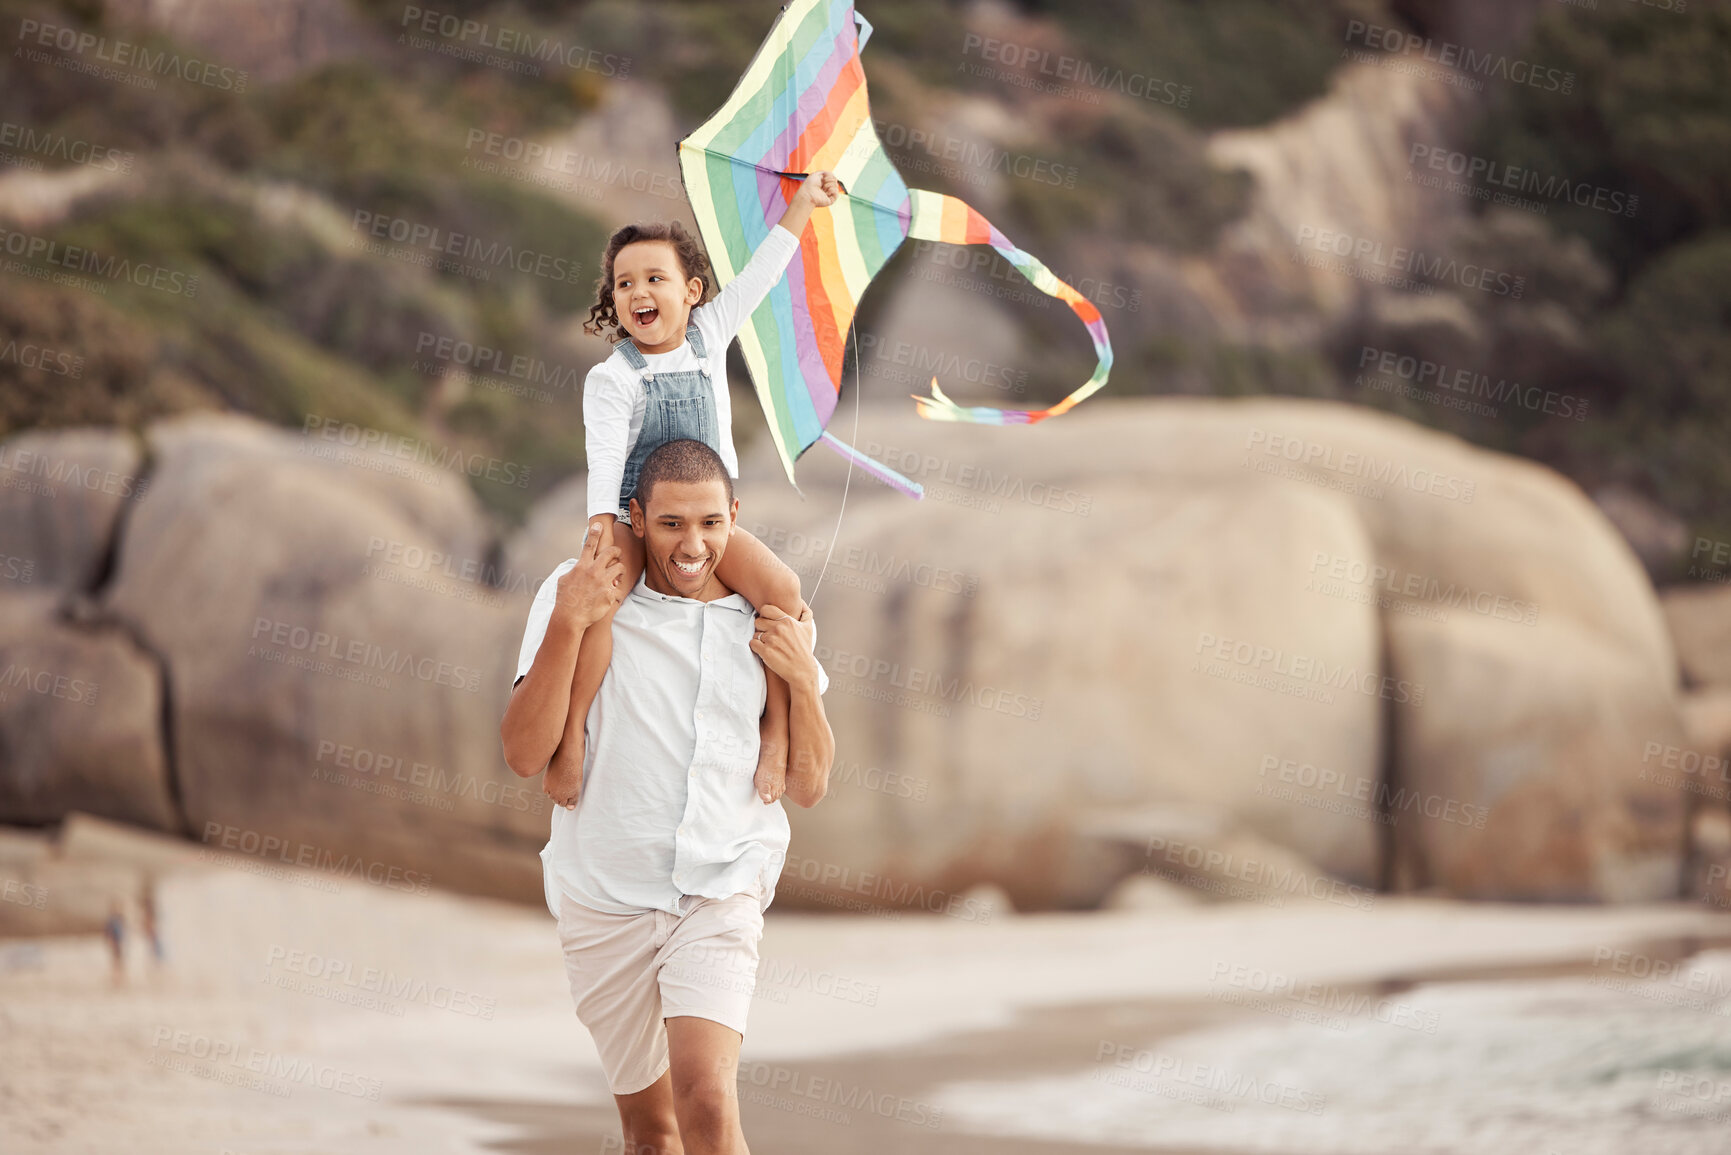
[{"left": 703, "top": 171, "right": 839, "bottom": 345}]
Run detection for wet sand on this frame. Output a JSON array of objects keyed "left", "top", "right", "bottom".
[{"left": 429, "top": 995, "right": 1252, "bottom": 1155}]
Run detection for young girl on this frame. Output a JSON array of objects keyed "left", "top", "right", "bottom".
[{"left": 544, "top": 171, "right": 841, "bottom": 811}]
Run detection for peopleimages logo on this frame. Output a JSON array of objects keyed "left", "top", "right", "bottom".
[
  {"left": 814, "top": 643, "right": 1043, "bottom": 719},
  {"left": 1093, "top": 1041, "right": 1327, "bottom": 1115},
  {"left": 263, "top": 945, "right": 497, "bottom": 1019},
  {"left": 1343, "top": 20, "right": 1573, "bottom": 94},
  {"left": 459, "top": 129, "right": 679, "bottom": 201},
  {"left": 1295, "top": 225, "right": 1524, "bottom": 298},
  {"left": 863, "top": 118, "right": 1078, "bottom": 188},
  {"left": 149, "top": 1026, "right": 382, "bottom": 1099},
  {"left": 0, "top": 337, "right": 83, "bottom": 378},
  {"left": 1194, "top": 630, "right": 1426, "bottom": 706},
  {"left": 349, "top": 210, "right": 582, "bottom": 284},
  {"left": 1306, "top": 549, "right": 1540, "bottom": 627},
  {"left": 1244, "top": 428, "right": 1475, "bottom": 504},
  {"left": 200, "top": 821, "right": 432, "bottom": 894},
  {"left": 959, "top": 33, "right": 1191, "bottom": 107},
  {"left": 1356, "top": 345, "right": 1588, "bottom": 423},
  {"left": 0, "top": 223, "right": 199, "bottom": 297},
  {"left": 1144, "top": 833, "right": 1378, "bottom": 910},
  {"left": 1256, "top": 754, "right": 1489, "bottom": 830},
  {"left": 398, "top": 6, "right": 630, "bottom": 77},
  {"left": 249, "top": 615, "right": 486, "bottom": 693},
  {"left": 777, "top": 852, "right": 992, "bottom": 924},
  {"left": 1407, "top": 143, "right": 1638, "bottom": 219},
  {"left": 0, "top": 442, "right": 148, "bottom": 498},
  {"left": 413, "top": 331, "right": 581, "bottom": 392},
  {"left": 0, "top": 121, "right": 134, "bottom": 173},
  {"left": 15, "top": 18, "right": 250, "bottom": 91},
  {"left": 301, "top": 415, "right": 533, "bottom": 488}
]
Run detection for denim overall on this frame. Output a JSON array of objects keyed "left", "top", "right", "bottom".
[{"left": 614, "top": 322, "right": 721, "bottom": 516}]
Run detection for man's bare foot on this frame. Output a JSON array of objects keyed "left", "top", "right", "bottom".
[
  {"left": 754, "top": 729, "right": 787, "bottom": 805},
  {"left": 544, "top": 738, "right": 584, "bottom": 810}
]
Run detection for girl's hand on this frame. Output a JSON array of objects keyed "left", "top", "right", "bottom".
[
  {"left": 777, "top": 172, "right": 839, "bottom": 237},
  {"left": 796, "top": 171, "right": 841, "bottom": 208},
  {"left": 750, "top": 604, "right": 822, "bottom": 693}
]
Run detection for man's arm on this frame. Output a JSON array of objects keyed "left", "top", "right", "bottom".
[
  {"left": 499, "top": 528, "right": 625, "bottom": 776},
  {"left": 750, "top": 605, "right": 834, "bottom": 808},
  {"left": 500, "top": 613, "right": 581, "bottom": 778},
  {"left": 782, "top": 675, "right": 834, "bottom": 809}
]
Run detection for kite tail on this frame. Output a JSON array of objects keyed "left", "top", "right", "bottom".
[
  {"left": 818, "top": 430, "right": 924, "bottom": 499},
  {"left": 904, "top": 188, "right": 1113, "bottom": 425}
]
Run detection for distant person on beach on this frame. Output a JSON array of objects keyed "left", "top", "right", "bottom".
[
  {"left": 141, "top": 886, "right": 164, "bottom": 967},
  {"left": 501, "top": 438, "right": 835, "bottom": 1155},
  {"left": 103, "top": 899, "right": 125, "bottom": 984}
]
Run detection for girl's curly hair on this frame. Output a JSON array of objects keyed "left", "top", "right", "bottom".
[{"left": 583, "top": 222, "right": 716, "bottom": 343}]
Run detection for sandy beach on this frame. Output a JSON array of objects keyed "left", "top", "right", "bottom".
[{"left": 5, "top": 829, "right": 1731, "bottom": 1155}]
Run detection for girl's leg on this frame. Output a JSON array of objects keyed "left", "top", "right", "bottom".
[
  {"left": 544, "top": 521, "right": 644, "bottom": 806},
  {"left": 713, "top": 526, "right": 806, "bottom": 804}
]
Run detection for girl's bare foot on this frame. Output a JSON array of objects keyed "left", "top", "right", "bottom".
[{"left": 754, "top": 718, "right": 788, "bottom": 804}]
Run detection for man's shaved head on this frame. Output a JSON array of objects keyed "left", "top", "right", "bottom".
[{"left": 635, "top": 438, "right": 733, "bottom": 510}]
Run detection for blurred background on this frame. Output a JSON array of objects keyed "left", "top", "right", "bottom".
[{"left": 3, "top": 0, "right": 1731, "bottom": 1151}]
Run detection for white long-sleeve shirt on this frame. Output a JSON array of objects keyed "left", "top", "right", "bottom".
[{"left": 583, "top": 223, "right": 803, "bottom": 520}]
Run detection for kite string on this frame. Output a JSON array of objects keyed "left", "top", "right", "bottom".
[{"left": 806, "top": 325, "right": 859, "bottom": 611}]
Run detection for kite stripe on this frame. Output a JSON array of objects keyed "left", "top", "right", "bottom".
[{"left": 676, "top": 0, "right": 1111, "bottom": 491}]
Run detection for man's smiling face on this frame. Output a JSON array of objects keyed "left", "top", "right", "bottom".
[
  {"left": 631, "top": 477, "right": 736, "bottom": 600},
  {"left": 612, "top": 239, "right": 703, "bottom": 354}
]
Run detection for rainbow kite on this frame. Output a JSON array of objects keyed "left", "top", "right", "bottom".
[{"left": 677, "top": 0, "right": 1113, "bottom": 498}]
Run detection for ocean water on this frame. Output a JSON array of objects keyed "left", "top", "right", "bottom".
[{"left": 932, "top": 950, "right": 1731, "bottom": 1154}]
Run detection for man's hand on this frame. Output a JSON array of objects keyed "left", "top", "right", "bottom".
[
  {"left": 553, "top": 519, "right": 626, "bottom": 631},
  {"left": 749, "top": 604, "right": 820, "bottom": 691}
]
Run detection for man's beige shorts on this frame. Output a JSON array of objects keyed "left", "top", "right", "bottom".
[{"left": 554, "top": 884, "right": 766, "bottom": 1095}]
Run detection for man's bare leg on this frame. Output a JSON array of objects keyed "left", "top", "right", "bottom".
[
  {"left": 613, "top": 1070, "right": 684, "bottom": 1155},
  {"left": 665, "top": 1015, "right": 749, "bottom": 1155}
]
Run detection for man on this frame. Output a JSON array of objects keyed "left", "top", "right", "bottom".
[{"left": 500, "top": 438, "right": 834, "bottom": 1155}]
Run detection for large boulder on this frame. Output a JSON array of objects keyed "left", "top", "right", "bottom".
[
  {"left": 0, "top": 426, "right": 147, "bottom": 593},
  {"left": 0, "top": 397, "right": 1686, "bottom": 908},
  {"left": 730, "top": 395, "right": 1683, "bottom": 905},
  {"left": 0, "top": 591, "right": 176, "bottom": 831},
  {"left": 503, "top": 473, "right": 590, "bottom": 594},
  {"left": 102, "top": 412, "right": 543, "bottom": 902},
  {"left": 1661, "top": 585, "right": 1731, "bottom": 688},
  {"left": 739, "top": 464, "right": 1385, "bottom": 910},
  {"left": 1384, "top": 612, "right": 1684, "bottom": 900}
]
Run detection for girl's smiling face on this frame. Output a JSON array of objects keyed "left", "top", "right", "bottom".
[{"left": 612, "top": 239, "right": 704, "bottom": 354}]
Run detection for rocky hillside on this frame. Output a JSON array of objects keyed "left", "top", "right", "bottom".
[{"left": 5, "top": 0, "right": 1728, "bottom": 567}]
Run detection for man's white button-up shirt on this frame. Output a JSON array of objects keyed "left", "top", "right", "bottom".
[{"left": 513, "top": 564, "right": 827, "bottom": 918}]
